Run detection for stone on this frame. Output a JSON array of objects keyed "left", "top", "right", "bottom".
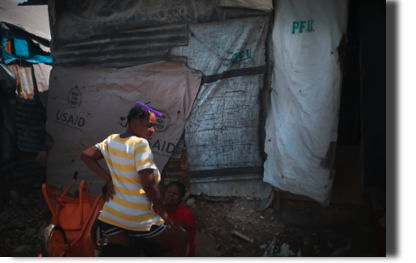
[
  {"left": 246, "top": 197, "right": 254, "bottom": 201},
  {"left": 38, "top": 226, "right": 46, "bottom": 239},
  {"left": 36, "top": 151, "right": 48, "bottom": 167},
  {"left": 9, "top": 190, "right": 20, "bottom": 203},
  {"left": 260, "top": 216, "right": 264, "bottom": 219},
  {"left": 265, "top": 208, "right": 274, "bottom": 215},
  {"left": 231, "top": 244, "right": 242, "bottom": 252},
  {"left": 0, "top": 210, "right": 9, "bottom": 221},
  {"left": 183, "top": 191, "right": 191, "bottom": 201},
  {"left": 186, "top": 198, "right": 196, "bottom": 206},
  {"left": 10, "top": 221, "right": 26, "bottom": 229},
  {"left": 21, "top": 197, "right": 32, "bottom": 206},
  {"left": 260, "top": 244, "right": 267, "bottom": 249},
  {"left": 19, "top": 182, "right": 34, "bottom": 197},
  {"left": 24, "top": 228, "right": 37, "bottom": 236},
  {"left": 14, "top": 245, "right": 32, "bottom": 257},
  {"left": 41, "top": 202, "right": 50, "bottom": 213}
]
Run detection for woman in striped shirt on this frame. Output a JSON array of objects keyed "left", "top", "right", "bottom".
[{"left": 81, "top": 102, "right": 189, "bottom": 256}]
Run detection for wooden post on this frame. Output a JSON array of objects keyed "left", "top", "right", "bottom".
[{"left": 273, "top": 190, "right": 281, "bottom": 211}]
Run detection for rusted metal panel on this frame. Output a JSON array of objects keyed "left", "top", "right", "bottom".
[
  {"left": 52, "top": 24, "right": 188, "bottom": 68},
  {"left": 5, "top": 39, "right": 14, "bottom": 54},
  {"left": 8, "top": 63, "right": 35, "bottom": 99}
]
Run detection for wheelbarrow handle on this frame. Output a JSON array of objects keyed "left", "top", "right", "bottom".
[{"left": 61, "top": 172, "right": 78, "bottom": 198}]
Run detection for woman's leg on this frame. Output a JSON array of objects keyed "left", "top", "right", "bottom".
[
  {"left": 104, "top": 231, "right": 133, "bottom": 248},
  {"left": 146, "top": 226, "right": 190, "bottom": 257}
]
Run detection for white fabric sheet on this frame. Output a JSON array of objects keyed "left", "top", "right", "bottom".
[{"left": 263, "top": 0, "right": 348, "bottom": 205}]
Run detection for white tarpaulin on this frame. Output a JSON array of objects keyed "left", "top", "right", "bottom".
[
  {"left": 219, "top": 0, "right": 273, "bottom": 13},
  {"left": 0, "top": 0, "right": 50, "bottom": 41},
  {"left": 263, "top": 0, "right": 348, "bottom": 204},
  {"left": 45, "top": 61, "right": 201, "bottom": 196},
  {"left": 33, "top": 63, "right": 51, "bottom": 109},
  {"left": 170, "top": 16, "right": 269, "bottom": 183}
]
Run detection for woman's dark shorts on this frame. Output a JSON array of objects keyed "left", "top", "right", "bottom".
[{"left": 100, "top": 221, "right": 167, "bottom": 238}]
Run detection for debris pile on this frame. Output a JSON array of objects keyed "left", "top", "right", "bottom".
[
  {"left": 0, "top": 189, "right": 51, "bottom": 257},
  {"left": 0, "top": 188, "right": 380, "bottom": 257},
  {"left": 190, "top": 197, "right": 380, "bottom": 257}
]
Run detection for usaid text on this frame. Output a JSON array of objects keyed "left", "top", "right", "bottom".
[{"left": 56, "top": 110, "right": 85, "bottom": 127}]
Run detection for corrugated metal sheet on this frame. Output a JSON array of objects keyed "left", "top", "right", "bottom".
[
  {"left": 50, "top": 0, "right": 265, "bottom": 47},
  {"left": 0, "top": 63, "right": 17, "bottom": 182},
  {"left": 1, "top": 62, "right": 47, "bottom": 192},
  {"left": 17, "top": 0, "right": 48, "bottom": 5},
  {"left": 15, "top": 98, "right": 47, "bottom": 153},
  {"left": 53, "top": 24, "right": 188, "bottom": 68}
]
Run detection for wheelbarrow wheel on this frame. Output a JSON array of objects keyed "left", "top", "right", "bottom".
[{"left": 42, "top": 224, "right": 67, "bottom": 257}]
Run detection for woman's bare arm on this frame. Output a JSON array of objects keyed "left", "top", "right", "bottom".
[
  {"left": 175, "top": 222, "right": 191, "bottom": 233},
  {"left": 81, "top": 146, "right": 115, "bottom": 201},
  {"left": 139, "top": 169, "right": 177, "bottom": 229}
]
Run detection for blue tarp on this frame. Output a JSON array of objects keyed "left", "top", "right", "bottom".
[{"left": 1, "top": 23, "right": 52, "bottom": 64}]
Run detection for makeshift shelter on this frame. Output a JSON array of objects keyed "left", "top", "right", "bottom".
[
  {"left": 16, "top": 0, "right": 385, "bottom": 206},
  {"left": 0, "top": 0, "right": 52, "bottom": 200}
]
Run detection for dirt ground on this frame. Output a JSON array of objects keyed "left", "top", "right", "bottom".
[
  {"left": 191, "top": 194, "right": 380, "bottom": 257},
  {"left": 0, "top": 189, "right": 51, "bottom": 257},
  {"left": 0, "top": 188, "right": 381, "bottom": 257}
]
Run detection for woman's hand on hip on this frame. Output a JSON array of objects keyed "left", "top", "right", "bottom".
[{"left": 105, "top": 180, "right": 115, "bottom": 202}]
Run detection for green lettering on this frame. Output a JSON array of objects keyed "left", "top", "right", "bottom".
[
  {"left": 292, "top": 22, "right": 299, "bottom": 34},
  {"left": 299, "top": 21, "right": 306, "bottom": 33},
  {"left": 245, "top": 49, "right": 252, "bottom": 59},
  {"left": 307, "top": 19, "right": 314, "bottom": 32},
  {"left": 239, "top": 51, "right": 245, "bottom": 60},
  {"left": 232, "top": 53, "right": 238, "bottom": 62}
]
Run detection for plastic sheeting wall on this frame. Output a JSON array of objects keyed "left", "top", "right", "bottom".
[
  {"left": 263, "top": 0, "right": 348, "bottom": 205},
  {"left": 45, "top": 61, "right": 201, "bottom": 197},
  {"left": 170, "top": 16, "right": 269, "bottom": 183}
]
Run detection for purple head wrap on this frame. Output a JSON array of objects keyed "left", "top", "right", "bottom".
[{"left": 135, "top": 102, "right": 162, "bottom": 117}]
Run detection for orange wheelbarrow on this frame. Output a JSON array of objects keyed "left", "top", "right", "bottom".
[{"left": 41, "top": 172, "right": 104, "bottom": 257}]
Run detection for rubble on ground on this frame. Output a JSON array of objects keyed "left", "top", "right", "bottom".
[
  {"left": 0, "top": 188, "right": 380, "bottom": 257},
  {"left": 0, "top": 189, "right": 51, "bottom": 257},
  {"left": 190, "top": 196, "right": 380, "bottom": 257}
]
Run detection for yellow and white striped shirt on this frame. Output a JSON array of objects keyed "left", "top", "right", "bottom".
[{"left": 96, "top": 134, "right": 163, "bottom": 231}]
